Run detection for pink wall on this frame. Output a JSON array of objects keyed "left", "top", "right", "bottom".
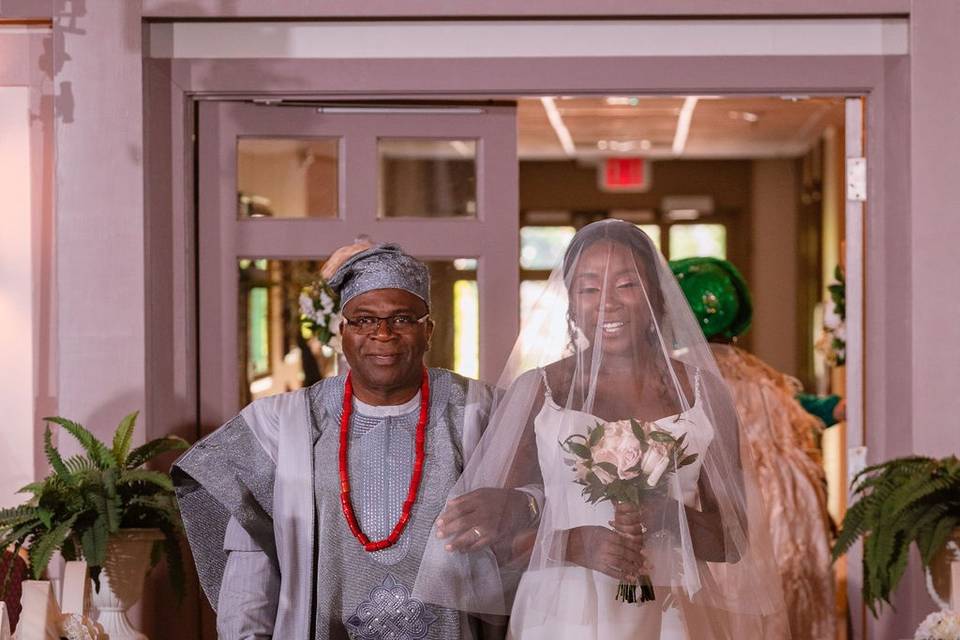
[
  {"left": 2, "top": 1, "right": 952, "bottom": 638},
  {"left": 53, "top": 3, "right": 147, "bottom": 455},
  {"left": 0, "top": 25, "right": 55, "bottom": 505}
]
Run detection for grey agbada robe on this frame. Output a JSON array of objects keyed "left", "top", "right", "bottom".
[{"left": 173, "top": 369, "right": 498, "bottom": 639}]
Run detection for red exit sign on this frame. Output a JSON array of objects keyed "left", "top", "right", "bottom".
[{"left": 599, "top": 158, "right": 651, "bottom": 192}]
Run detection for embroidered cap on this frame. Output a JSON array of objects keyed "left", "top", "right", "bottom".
[{"left": 326, "top": 243, "right": 430, "bottom": 308}]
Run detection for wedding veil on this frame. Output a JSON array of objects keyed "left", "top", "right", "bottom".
[{"left": 415, "top": 220, "right": 790, "bottom": 638}]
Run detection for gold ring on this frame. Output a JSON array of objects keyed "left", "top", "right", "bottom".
[{"left": 472, "top": 527, "right": 483, "bottom": 539}]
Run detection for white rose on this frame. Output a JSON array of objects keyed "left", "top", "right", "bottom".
[{"left": 641, "top": 444, "right": 671, "bottom": 487}]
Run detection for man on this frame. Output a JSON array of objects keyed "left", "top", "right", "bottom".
[{"left": 173, "top": 243, "right": 499, "bottom": 639}]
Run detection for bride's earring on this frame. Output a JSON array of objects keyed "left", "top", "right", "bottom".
[
  {"left": 566, "top": 314, "right": 590, "bottom": 352},
  {"left": 646, "top": 323, "right": 660, "bottom": 348}
]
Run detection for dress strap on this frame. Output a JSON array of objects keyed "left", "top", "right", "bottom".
[{"left": 538, "top": 368, "right": 553, "bottom": 398}]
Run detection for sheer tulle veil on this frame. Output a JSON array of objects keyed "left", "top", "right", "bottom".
[{"left": 415, "top": 220, "right": 790, "bottom": 638}]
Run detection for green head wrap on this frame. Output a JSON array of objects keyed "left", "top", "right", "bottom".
[{"left": 669, "top": 257, "right": 752, "bottom": 340}]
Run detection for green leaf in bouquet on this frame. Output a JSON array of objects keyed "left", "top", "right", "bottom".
[
  {"left": 675, "top": 432, "right": 687, "bottom": 450},
  {"left": 595, "top": 462, "right": 619, "bottom": 478},
  {"left": 565, "top": 442, "right": 591, "bottom": 460},
  {"left": 629, "top": 419, "right": 649, "bottom": 452},
  {"left": 678, "top": 453, "right": 699, "bottom": 468},
  {"left": 649, "top": 431, "right": 676, "bottom": 445},
  {"left": 588, "top": 423, "right": 604, "bottom": 447}
]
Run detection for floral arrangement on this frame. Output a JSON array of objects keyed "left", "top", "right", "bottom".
[
  {"left": 299, "top": 278, "right": 342, "bottom": 353},
  {"left": 561, "top": 418, "right": 697, "bottom": 603},
  {"left": 915, "top": 610, "right": 960, "bottom": 640},
  {"left": 817, "top": 264, "right": 846, "bottom": 366}
]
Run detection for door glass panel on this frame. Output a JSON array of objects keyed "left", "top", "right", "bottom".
[
  {"left": 520, "top": 226, "right": 576, "bottom": 270},
  {"left": 668, "top": 224, "right": 727, "bottom": 260},
  {"left": 518, "top": 280, "right": 569, "bottom": 372},
  {"left": 379, "top": 138, "right": 477, "bottom": 218},
  {"left": 237, "top": 138, "right": 339, "bottom": 219},
  {"left": 635, "top": 224, "right": 662, "bottom": 253},
  {"left": 238, "top": 258, "right": 477, "bottom": 404}
]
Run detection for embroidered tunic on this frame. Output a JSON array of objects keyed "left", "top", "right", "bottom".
[{"left": 173, "top": 368, "right": 497, "bottom": 640}]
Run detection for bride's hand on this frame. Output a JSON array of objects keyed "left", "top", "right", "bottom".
[
  {"left": 436, "top": 488, "right": 530, "bottom": 552},
  {"left": 566, "top": 526, "right": 648, "bottom": 581},
  {"left": 611, "top": 497, "right": 674, "bottom": 539}
]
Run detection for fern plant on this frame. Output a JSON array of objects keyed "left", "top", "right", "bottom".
[
  {"left": 0, "top": 412, "right": 189, "bottom": 599},
  {"left": 832, "top": 455, "right": 960, "bottom": 614}
]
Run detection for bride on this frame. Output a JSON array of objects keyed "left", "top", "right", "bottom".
[{"left": 414, "top": 220, "right": 789, "bottom": 639}]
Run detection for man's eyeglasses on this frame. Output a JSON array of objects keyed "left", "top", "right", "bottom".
[{"left": 341, "top": 312, "right": 431, "bottom": 335}]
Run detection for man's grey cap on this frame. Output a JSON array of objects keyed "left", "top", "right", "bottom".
[{"left": 326, "top": 243, "right": 430, "bottom": 308}]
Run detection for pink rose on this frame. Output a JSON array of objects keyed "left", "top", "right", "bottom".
[
  {"left": 593, "top": 420, "right": 643, "bottom": 481},
  {"left": 592, "top": 447, "right": 620, "bottom": 484}
]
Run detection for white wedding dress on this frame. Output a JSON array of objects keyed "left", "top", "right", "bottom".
[{"left": 507, "top": 372, "right": 715, "bottom": 640}]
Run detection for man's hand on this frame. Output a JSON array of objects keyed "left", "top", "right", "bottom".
[{"left": 436, "top": 488, "right": 530, "bottom": 552}]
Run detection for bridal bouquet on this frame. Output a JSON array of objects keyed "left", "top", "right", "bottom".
[{"left": 561, "top": 418, "right": 697, "bottom": 604}]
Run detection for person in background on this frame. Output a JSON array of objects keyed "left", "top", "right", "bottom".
[{"left": 670, "top": 256, "right": 836, "bottom": 640}]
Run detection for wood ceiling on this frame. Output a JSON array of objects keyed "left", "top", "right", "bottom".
[{"left": 518, "top": 96, "right": 845, "bottom": 160}]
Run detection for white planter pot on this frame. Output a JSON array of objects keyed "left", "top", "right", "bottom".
[
  {"left": 91, "top": 529, "right": 164, "bottom": 640},
  {"left": 925, "top": 528, "right": 960, "bottom": 610}
]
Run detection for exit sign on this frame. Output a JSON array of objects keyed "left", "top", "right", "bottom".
[{"left": 599, "top": 158, "right": 651, "bottom": 192}]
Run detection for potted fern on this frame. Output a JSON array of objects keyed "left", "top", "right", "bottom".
[
  {"left": 833, "top": 455, "right": 960, "bottom": 614},
  {"left": 0, "top": 412, "right": 189, "bottom": 639}
]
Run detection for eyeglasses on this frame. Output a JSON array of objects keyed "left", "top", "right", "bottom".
[{"left": 341, "top": 312, "right": 431, "bottom": 335}]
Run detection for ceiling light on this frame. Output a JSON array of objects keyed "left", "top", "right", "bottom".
[
  {"left": 609, "top": 140, "right": 637, "bottom": 152},
  {"left": 605, "top": 97, "right": 640, "bottom": 106},
  {"left": 728, "top": 110, "right": 760, "bottom": 123},
  {"left": 672, "top": 96, "right": 699, "bottom": 155},
  {"left": 666, "top": 208, "right": 701, "bottom": 221},
  {"left": 541, "top": 97, "right": 576, "bottom": 157}
]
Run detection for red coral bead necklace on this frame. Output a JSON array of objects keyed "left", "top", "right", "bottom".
[{"left": 339, "top": 368, "right": 429, "bottom": 552}]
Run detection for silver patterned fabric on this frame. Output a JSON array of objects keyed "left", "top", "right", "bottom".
[
  {"left": 325, "top": 243, "right": 430, "bottom": 307},
  {"left": 310, "top": 369, "right": 482, "bottom": 639},
  {"left": 172, "top": 368, "right": 502, "bottom": 640}
]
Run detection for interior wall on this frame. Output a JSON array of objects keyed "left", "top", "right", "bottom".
[
  {"left": 750, "top": 159, "right": 800, "bottom": 376},
  {"left": 0, "top": 85, "right": 35, "bottom": 507},
  {"left": 0, "top": 26, "right": 54, "bottom": 509}
]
